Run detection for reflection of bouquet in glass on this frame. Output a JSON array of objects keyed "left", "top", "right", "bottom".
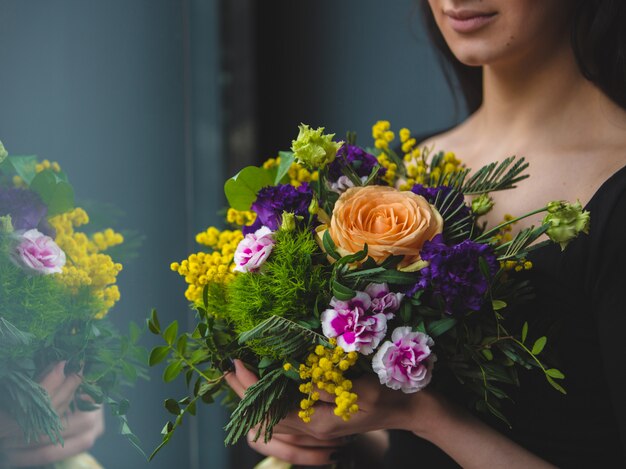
[
  {"left": 148, "top": 121, "right": 589, "bottom": 457},
  {"left": 0, "top": 142, "right": 146, "bottom": 465}
]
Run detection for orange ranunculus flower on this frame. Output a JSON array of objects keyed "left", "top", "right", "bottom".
[{"left": 320, "top": 186, "right": 443, "bottom": 271}]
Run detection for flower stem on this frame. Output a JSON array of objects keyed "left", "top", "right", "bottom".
[{"left": 476, "top": 207, "right": 548, "bottom": 242}]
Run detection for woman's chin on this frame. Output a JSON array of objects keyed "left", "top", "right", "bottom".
[{"left": 448, "top": 45, "right": 496, "bottom": 67}]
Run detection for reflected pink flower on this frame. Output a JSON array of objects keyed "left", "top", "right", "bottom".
[{"left": 14, "top": 229, "right": 66, "bottom": 275}]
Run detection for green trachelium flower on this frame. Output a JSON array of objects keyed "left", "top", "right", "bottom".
[
  {"left": 0, "top": 140, "right": 7, "bottom": 163},
  {"left": 280, "top": 212, "right": 297, "bottom": 232},
  {"left": 543, "top": 200, "right": 590, "bottom": 250},
  {"left": 0, "top": 215, "right": 13, "bottom": 233},
  {"left": 471, "top": 194, "right": 494, "bottom": 216},
  {"left": 291, "top": 124, "right": 342, "bottom": 169}
]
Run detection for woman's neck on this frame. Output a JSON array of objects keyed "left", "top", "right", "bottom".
[{"left": 473, "top": 36, "right": 622, "bottom": 149}]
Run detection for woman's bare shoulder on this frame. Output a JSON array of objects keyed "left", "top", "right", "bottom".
[{"left": 417, "top": 116, "right": 479, "bottom": 156}]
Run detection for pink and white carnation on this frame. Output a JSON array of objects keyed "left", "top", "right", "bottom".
[
  {"left": 14, "top": 229, "right": 66, "bottom": 275},
  {"left": 372, "top": 326, "right": 436, "bottom": 393},
  {"left": 233, "top": 226, "right": 275, "bottom": 273},
  {"left": 328, "top": 175, "right": 367, "bottom": 194},
  {"left": 320, "top": 291, "right": 387, "bottom": 355},
  {"left": 365, "top": 283, "right": 404, "bottom": 319}
]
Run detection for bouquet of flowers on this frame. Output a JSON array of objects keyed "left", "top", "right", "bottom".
[
  {"left": 0, "top": 141, "right": 145, "bottom": 465},
  {"left": 148, "top": 121, "right": 589, "bottom": 457}
]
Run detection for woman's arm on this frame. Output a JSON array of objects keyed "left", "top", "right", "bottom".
[{"left": 410, "top": 392, "right": 555, "bottom": 469}]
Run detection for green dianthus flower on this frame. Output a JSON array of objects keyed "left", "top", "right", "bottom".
[
  {"left": 291, "top": 124, "right": 341, "bottom": 169},
  {"left": 543, "top": 200, "right": 590, "bottom": 250}
]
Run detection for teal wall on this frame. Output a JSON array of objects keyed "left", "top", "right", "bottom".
[{"left": 0, "top": 1, "right": 457, "bottom": 468}]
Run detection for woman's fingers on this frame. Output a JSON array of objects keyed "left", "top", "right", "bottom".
[
  {"left": 233, "top": 360, "right": 259, "bottom": 387},
  {"left": 247, "top": 430, "right": 342, "bottom": 466},
  {"left": 49, "top": 372, "right": 83, "bottom": 415},
  {"left": 2, "top": 408, "right": 105, "bottom": 450},
  {"left": 2, "top": 409, "right": 104, "bottom": 467},
  {"left": 60, "top": 407, "right": 105, "bottom": 440},
  {"left": 38, "top": 362, "right": 68, "bottom": 397},
  {"left": 224, "top": 371, "right": 246, "bottom": 399},
  {"left": 268, "top": 432, "right": 346, "bottom": 448},
  {"left": 225, "top": 360, "right": 261, "bottom": 399},
  {"left": 38, "top": 361, "right": 83, "bottom": 415}
]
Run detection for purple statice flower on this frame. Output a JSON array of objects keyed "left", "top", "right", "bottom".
[
  {"left": 245, "top": 183, "right": 314, "bottom": 235},
  {"left": 365, "top": 283, "right": 404, "bottom": 319},
  {"left": 410, "top": 184, "right": 470, "bottom": 229},
  {"left": 409, "top": 234, "right": 498, "bottom": 316},
  {"left": 320, "top": 291, "right": 388, "bottom": 355},
  {"left": 0, "top": 187, "right": 54, "bottom": 236},
  {"left": 326, "top": 144, "right": 386, "bottom": 192}
]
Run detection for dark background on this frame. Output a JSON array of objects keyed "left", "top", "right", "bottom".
[{"left": 0, "top": 1, "right": 459, "bottom": 467}]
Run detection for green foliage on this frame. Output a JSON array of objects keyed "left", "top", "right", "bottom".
[
  {"left": 432, "top": 187, "right": 474, "bottom": 243},
  {"left": 224, "top": 368, "right": 295, "bottom": 446},
  {"left": 0, "top": 370, "right": 64, "bottom": 444},
  {"left": 0, "top": 235, "right": 100, "bottom": 346},
  {"left": 224, "top": 229, "right": 329, "bottom": 334},
  {"left": 29, "top": 169, "right": 74, "bottom": 216},
  {"left": 239, "top": 315, "right": 330, "bottom": 360},
  {"left": 0, "top": 155, "right": 39, "bottom": 185},
  {"left": 147, "top": 300, "right": 239, "bottom": 459},
  {"left": 275, "top": 151, "right": 295, "bottom": 184},
  {"left": 224, "top": 166, "right": 275, "bottom": 211},
  {"left": 459, "top": 156, "right": 530, "bottom": 196}
]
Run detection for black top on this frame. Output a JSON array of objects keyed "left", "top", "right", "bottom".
[{"left": 385, "top": 165, "right": 626, "bottom": 468}]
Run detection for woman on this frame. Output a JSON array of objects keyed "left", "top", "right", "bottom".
[
  {"left": 0, "top": 362, "right": 104, "bottom": 467},
  {"left": 227, "top": 0, "right": 626, "bottom": 466}
]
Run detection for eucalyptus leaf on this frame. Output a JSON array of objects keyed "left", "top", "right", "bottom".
[
  {"left": 224, "top": 166, "right": 274, "bottom": 211},
  {"left": 163, "top": 361, "right": 183, "bottom": 383},
  {"left": 332, "top": 280, "right": 356, "bottom": 301},
  {"left": 29, "top": 170, "right": 75, "bottom": 216},
  {"left": 164, "top": 399, "right": 181, "bottom": 415},
  {"left": 545, "top": 368, "right": 565, "bottom": 379},
  {"left": 163, "top": 321, "right": 179, "bottom": 346},
  {"left": 275, "top": 151, "right": 295, "bottom": 184},
  {"left": 531, "top": 336, "right": 547, "bottom": 355},
  {"left": 427, "top": 317, "right": 457, "bottom": 337},
  {"left": 546, "top": 375, "right": 567, "bottom": 394}
]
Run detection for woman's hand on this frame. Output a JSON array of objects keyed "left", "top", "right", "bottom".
[
  {"left": 226, "top": 359, "right": 557, "bottom": 469},
  {"left": 226, "top": 360, "right": 351, "bottom": 466},
  {"left": 225, "top": 359, "right": 432, "bottom": 466},
  {"left": 0, "top": 362, "right": 105, "bottom": 467}
]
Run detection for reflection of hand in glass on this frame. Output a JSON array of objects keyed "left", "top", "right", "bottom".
[{"left": 0, "top": 362, "right": 105, "bottom": 467}]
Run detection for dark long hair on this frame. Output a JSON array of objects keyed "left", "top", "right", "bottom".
[{"left": 420, "top": 0, "right": 626, "bottom": 114}]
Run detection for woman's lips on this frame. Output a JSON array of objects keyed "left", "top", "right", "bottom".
[{"left": 444, "top": 10, "right": 498, "bottom": 34}]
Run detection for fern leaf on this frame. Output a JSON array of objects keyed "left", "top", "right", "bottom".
[
  {"left": 0, "top": 317, "right": 34, "bottom": 347},
  {"left": 224, "top": 368, "right": 292, "bottom": 445},
  {"left": 461, "top": 157, "right": 529, "bottom": 195},
  {"left": 238, "top": 315, "right": 330, "bottom": 358},
  {"left": 432, "top": 188, "right": 473, "bottom": 242},
  {"left": 495, "top": 225, "right": 550, "bottom": 260},
  {"left": 0, "top": 371, "right": 63, "bottom": 444}
]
